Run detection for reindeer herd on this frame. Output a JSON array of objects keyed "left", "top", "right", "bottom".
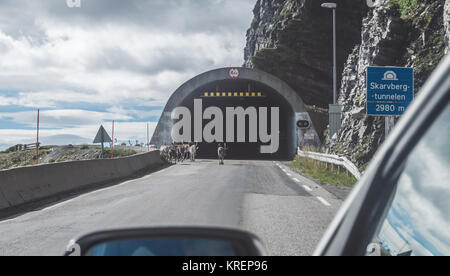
[
  {"left": 160, "top": 142, "right": 199, "bottom": 164},
  {"left": 160, "top": 142, "right": 228, "bottom": 165}
]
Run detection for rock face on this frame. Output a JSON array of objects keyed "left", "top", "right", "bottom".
[
  {"left": 445, "top": 0, "right": 450, "bottom": 53},
  {"left": 326, "top": 0, "right": 446, "bottom": 170},
  {"left": 244, "top": 0, "right": 447, "bottom": 170}
]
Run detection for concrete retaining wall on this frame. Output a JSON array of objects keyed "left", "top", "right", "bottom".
[{"left": 0, "top": 151, "right": 164, "bottom": 212}]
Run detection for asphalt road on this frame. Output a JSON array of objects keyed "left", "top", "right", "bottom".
[{"left": 0, "top": 160, "right": 342, "bottom": 256}]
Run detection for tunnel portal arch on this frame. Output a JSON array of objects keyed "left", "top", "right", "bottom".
[{"left": 151, "top": 67, "right": 320, "bottom": 160}]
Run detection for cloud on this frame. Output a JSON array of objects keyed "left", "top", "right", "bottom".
[
  {"left": 0, "top": 11, "right": 253, "bottom": 105},
  {"left": 0, "top": 109, "right": 132, "bottom": 128},
  {"left": 377, "top": 108, "right": 450, "bottom": 256},
  {"left": 39, "top": 134, "right": 92, "bottom": 146},
  {"left": 106, "top": 106, "right": 163, "bottom": 120},
  {"left": 0, "top": 0, "right": 256, "bottom": 147},
  {"left": 36, "top": 0, "right": 255, "bottom": 35}
]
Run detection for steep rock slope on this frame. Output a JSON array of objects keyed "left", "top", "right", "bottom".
[
  {"left": 244, "top": 0, "right": 366, "bottom": 108},
  {"left": 244, "top": 0, "right": 448, "bottom": 170},
  {"left": 326, "top": 0, "right": 447, "bottom": 170},
  {"left": 446, "top": 0, "right": 450, "bottom": 53}
]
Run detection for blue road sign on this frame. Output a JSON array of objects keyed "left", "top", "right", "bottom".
[{"left": 367, "top": 66, "right": 414, "bottom": 116}]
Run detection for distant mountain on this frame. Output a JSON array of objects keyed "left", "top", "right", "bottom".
[
  {"left": 40, "top": 134, "right": 92, "bottom": 146},
  {"left": 0, "top": 134, "right": 92, "bottom": 151}
]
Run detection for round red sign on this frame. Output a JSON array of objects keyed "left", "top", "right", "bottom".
[{"left": 228, "top": 68, "right": 240, "bottom": 79}]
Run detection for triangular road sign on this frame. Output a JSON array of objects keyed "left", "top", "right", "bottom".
[{"left": 93, "top": 125, "right": 112, "bottom": 144}]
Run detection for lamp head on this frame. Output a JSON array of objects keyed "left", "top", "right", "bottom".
[{"left": 321, "top": 3, "right": 337, "bottom": 9}]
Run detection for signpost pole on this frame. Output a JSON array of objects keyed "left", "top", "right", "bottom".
[
  {"left": 321, "top": 3, "right": 342, "bottom": 138},
  {"left": 385, "top": 116, "right": 395, "bottom": 137},
  {"left": 155, "top": 123, "right": 159, "bottom": 149},
  {"left": 36, "top": 109, "right": 40, "bottom": 165},
  {"left": 147, "top": 123, "right": 150, "bottom": 152},
  {"left": 101, "top": 129, "right": 104, "bottom": 159},
  {"left": 111, "top": 120, "right": 115, "bottom": 159},
  {"left": 333, "top": 8, "right": 337, "bottom": 105}
]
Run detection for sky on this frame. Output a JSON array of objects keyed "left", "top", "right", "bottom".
[
  {"left": 376, "top": 107, "right": 450, "bottom": 256},
  {"left": 0, "top": 0, "right": 257, "bottom": 150}
]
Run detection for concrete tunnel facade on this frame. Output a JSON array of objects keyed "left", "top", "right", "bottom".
[{"left": 151, "top": 67, "right": 320, "bottom": 160}]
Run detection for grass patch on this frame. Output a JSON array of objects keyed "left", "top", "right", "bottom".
[
  {"left": 291, "top": 156, "right": 357, "bottom": 187},
  {"left": 1, "top": 145, "right": 21, "bottom": 154},
  {"left": 0, "top": 149, "right": 52, "bottom": 170},
  {"left": 387, "top": 0, "right": 419, "bottom": 18}
]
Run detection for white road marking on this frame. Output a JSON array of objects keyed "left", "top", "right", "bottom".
[
  {"left": 277, "top": 164, "right": 332, "bottom": 205},
  {"left": 316, "top": 196, "right": 331, "bottom": 207},
  {"left": 303, "top": 185, "right": 313, "bottom": 192}
]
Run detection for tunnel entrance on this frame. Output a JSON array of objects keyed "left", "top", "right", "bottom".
[
  {"left": 177, "top": 79, "right": 295, "bottom": 160},
  {"left": 151, "top": 67, "right": 320, "bottom": 161}
]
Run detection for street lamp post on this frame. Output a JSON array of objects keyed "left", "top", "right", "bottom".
[
  {"left": 321, "top": 2, "right": 337, "bottom": 104},
  {"left": 321, "top": 2, "right": 342, "bottom": 138}
]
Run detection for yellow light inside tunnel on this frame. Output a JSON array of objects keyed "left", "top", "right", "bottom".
[{"left": 202, "top": 92, "right": 263, "bottom": 97}]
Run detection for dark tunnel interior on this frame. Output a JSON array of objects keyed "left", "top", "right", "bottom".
[{"left": 177, "top": 79, "right": 296, "bottom": 160}]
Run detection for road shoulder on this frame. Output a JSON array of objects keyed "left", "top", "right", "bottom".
[{"left": 282, "top": 161, "right": 353, "bottom": 201}]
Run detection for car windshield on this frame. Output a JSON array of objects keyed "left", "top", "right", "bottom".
[{"left": 372, "top": 104, "right": 450, "bottom": 256}]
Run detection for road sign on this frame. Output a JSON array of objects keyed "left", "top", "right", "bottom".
[
  {"left": 93, "top": 125, "right": 112, "bottom": 159},
  {"left": 367, "top": 66, "right": 414, "bottom": 116},
  {"left": 295, "top": 113, "right": 311, "bottom": 129},
  {"left": 228, "top": 68, "right": 240, "bottom": 79},
  {"left": 93, "top": 125, "right": 112, "bottom": 144},
  {"left": 296, "top": 120, "right": 310, "bottom": 129}
]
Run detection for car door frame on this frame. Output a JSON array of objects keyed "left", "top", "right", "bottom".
[{"left": 314, "top": 54, "right": 450, "bottom": 256}]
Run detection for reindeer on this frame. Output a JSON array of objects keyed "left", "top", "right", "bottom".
[
  {"left": 189, "top": 142, "right": 199, "bottom": 162},
  {"left": 217, "top": 143, "right": 227, "bottom": 165}
]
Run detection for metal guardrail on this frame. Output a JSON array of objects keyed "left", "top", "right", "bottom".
[{"left": 297, "top": 148, "right": 362, "bottom": 180}]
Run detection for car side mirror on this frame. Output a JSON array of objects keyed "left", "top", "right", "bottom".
[{"left": 64, "top": 227, "right": 265, "bottom": 256}]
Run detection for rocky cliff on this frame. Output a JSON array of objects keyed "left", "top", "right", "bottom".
[
  {"left": 244, "top": 0, "right": 448, "bottom": 170},
  {"left": 446, "top": 0, "right": 450, "bottom": 53},
  {"left": 244, "top": 0, "right": 366, "bottom": 108},
  {"left": 326, "top": 0, "right": 447, "bottom": 170}
]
